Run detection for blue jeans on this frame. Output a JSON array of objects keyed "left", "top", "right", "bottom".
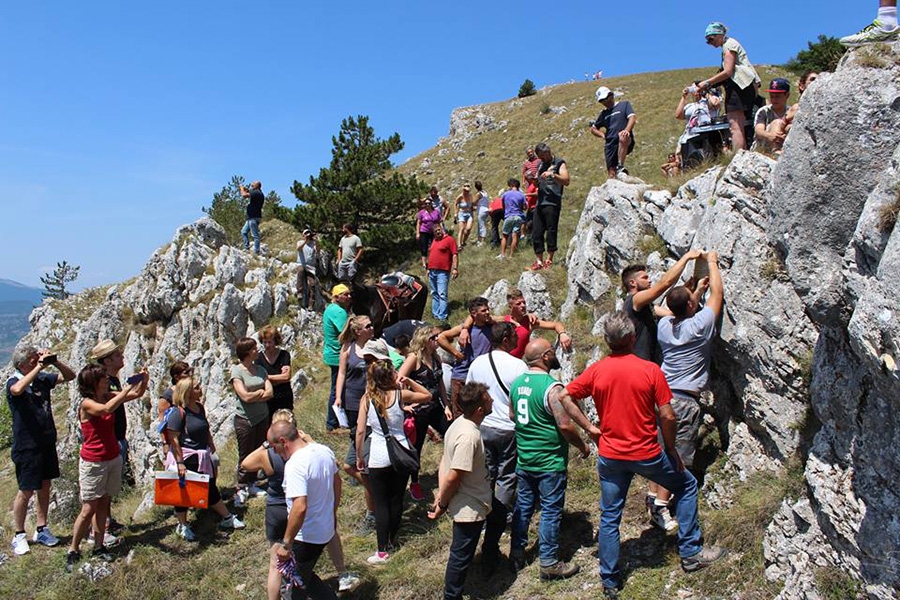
[
  {"left": 326, "top": 365, "right": 340, "bottom": 430},
  {"left": 241, "top": 218, "right": 260, "bottom": 254},
  {"left": 428, "top": 269, "right": 450, "bottom": 322},
  {"left": 444, "top": 520, "right": 484, "bottom": 600},
  {"left": 596, "top": 452, "right": 702, "bottom": 589},
  {"left": 511, "top": 469, "right": 567, "bottom": 567}
]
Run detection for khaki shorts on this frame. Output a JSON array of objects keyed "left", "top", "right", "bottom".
[{"left": 79, "top": 455, "right": 123, "bottom": 502}]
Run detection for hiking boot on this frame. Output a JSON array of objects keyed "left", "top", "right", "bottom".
[
  {"left": 681, "top": 545, "right": 726, "bottom": 572},
  {"left": 356, "top": 512, "right": 376, "bottom": 535},
  {"left": 338, "top": 571, "right": 360, "bottom": 592},
  {"left": 33, "top": 527, "right": 60, "bottom": 547},
  {"left": 409, "top": 482, "right": 425, "bottom": 501},
  {"left": 539, "top": 560, "right": 580, "bottom": 581},
  {"left": 650, "top": 504, "right": 678, "bottom": 533},
  {"left": 218, "top": 514, "right": 245, "bottom": 530},
  {"left": 91, "top": 545, "right": 114, "bottom": 562},
  {"left": 510, "top": 551, "right": 526, "bottom": 572},
  {"left": 840, "top": 20, "right": 900, "bottom": 46},
  {"left": 65, "top": 550, "right": 81, "bottom": 572},
  {"left": 11, "top": 532, "right": 30, "bottom": 555}
]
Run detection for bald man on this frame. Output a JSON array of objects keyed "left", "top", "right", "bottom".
[{"left": 508, "top": 338, "right": 590, "bottom": 581}]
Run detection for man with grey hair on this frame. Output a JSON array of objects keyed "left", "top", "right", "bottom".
[
  {"left": 559, "top": 311, "right": 723, "bottom": 597},
  {"left": 6, "top": 344, "right": 75, "bottom": 555}
]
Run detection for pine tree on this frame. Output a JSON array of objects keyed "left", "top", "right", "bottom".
[
  {"left": 518, "top": 79, "right": 537, "bottom": 98},
  {"left": 785, "top": 35, "right": 845, "bottom": 74},
  {"left": 41, "top": 261, "right": 80, "bottom": 300},
  {"left": 290, "top": 115, "right": 427, "bottom": 273}
]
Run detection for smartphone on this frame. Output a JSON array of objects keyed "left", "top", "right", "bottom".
[{"left": 126, "top": 373, "right": 144, "bottom": 385}]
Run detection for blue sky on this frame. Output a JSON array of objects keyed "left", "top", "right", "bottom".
[{"left": 2, "top": 1, "right": 856, "bottom": 290}]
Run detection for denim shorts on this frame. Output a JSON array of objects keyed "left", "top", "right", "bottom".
[{"left": 502, "top": 215, "right": 524, "bottom": 236}]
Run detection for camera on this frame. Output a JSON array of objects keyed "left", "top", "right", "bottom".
[
  {"left": 126, "top": 373, "right": 144, "bottom": 385},
  {"left": 41, "top": 353, "right": 57, "bottom": 364}
]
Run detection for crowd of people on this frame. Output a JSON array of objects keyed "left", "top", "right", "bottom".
[{"left": 6, "top": 9, "right": 897, "bottom": 598}]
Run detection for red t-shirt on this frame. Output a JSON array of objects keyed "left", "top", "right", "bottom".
[
  {"left": 525, "top": 183, "right": 538, "bottom": 210},
  {"left": 489, "top": 197, "right": 503, "bottom": 212},
  {"left": 427, "top": 235, "right": 458, "bottom": 272},
  {"left": 505, "top": 314, "right": 531, "bottom": 358},
  {"left": 566, "top": 353, "right": 672, "bottom": 461},
  {"left": 80, "top": 411, "right": 120, "bottom": 462}
]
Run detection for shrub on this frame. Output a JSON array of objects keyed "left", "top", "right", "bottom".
[{"left": 785, "top": 35, "right": 845, "bottom": 73}]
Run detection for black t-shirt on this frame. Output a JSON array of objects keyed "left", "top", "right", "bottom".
[
  {"left": 257, "top": 349, "right": 293, "bottom": 411},
  {"left": 594, "top": 101, "right": 636, "bottom": 143},
  {"left": 109, "top": 376, "right": 127, "bottom": 441},
  {"left": 537, "top": 157, "right": 567, "bottom": 206},
  {"left": 6, "top": 372, "right": 59, "bottom": 453},
  {"left": 624, "top": 293, "right": 659, "bottom": 364},
  {"left": 266, "top": 446, "right": 286, "bottom": 506},
  {"left": 247, "top": 188, "right": 265, "bottom": 219},
  {"left": 381, "top": 319, "right": 425, "bottom": 348},
  {"left": 165, "top": 404, "right": 210, "bottom": 451}
]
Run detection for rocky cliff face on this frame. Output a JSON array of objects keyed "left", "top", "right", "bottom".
[
  {"left": 11, "top": 218, "right": 318, "bottom": 489},
  {"left": 560, "top": 46, "right": 900, "bottom": 598}
]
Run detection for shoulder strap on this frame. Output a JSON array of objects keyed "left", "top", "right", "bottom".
[
  {"left": 488, "top": 351, "right": 509, "bottom": 396},
  {"left": 372, "top": 398, "right": 391, "bottom": 436}
]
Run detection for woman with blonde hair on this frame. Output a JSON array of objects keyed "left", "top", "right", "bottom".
[
  {"left": 453, "top": 184, "right": 475, "bottom": 249},
  {"left": 241, "top": 409, "right": 358, "bottom": 597},
  {"left": 355, "top": 360, "right": 431, "bottom": 564},
  {"left": 166, "top": 376, "right": 244, "bottom": 541},
  {"left": 398, "top": 325, "right": 451, "bottom": 500}
]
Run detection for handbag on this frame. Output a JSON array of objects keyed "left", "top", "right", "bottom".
[
  {"left": 374, "top": 392, "right": 419, "bottom": 474},
  {"left": 154, "top": 471, "right": 210, "bottom": 508}
]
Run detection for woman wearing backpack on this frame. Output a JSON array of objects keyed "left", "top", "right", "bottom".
[
  {"left": 165, "top": 376, "right": 244, "bottom": 540},
  {"left": 355, "top": 360, "right": 431, "bottom": 564}
]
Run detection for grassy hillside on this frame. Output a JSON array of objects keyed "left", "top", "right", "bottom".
[{"left": 0, "top": 67, "right": 796, "bottom": 599}]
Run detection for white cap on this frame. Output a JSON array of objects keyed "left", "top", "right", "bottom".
[{"left": 595, "top": 86, "right": 613, "bottom": 102}]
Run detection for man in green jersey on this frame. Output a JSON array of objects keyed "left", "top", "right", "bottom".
[{"left": 509, "top": 338, "right": 590, "bottom": 581}]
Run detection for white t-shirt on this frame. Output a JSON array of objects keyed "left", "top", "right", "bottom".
[
  {"left": 465, "top": 350, "right": 527, "bottom": 431},
  {"left": 283, "top": 442, "right": 338, "bottom": 544},
  {"left": 366, "top": 392, "right": 410, "bottom": 468}
]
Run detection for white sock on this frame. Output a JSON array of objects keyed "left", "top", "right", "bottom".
[
  {"left": 654, "top": 498, "right": 669, "bottom": 507},
  {"left": 878, "top": 6, "right": 898, "bottom": 29}
]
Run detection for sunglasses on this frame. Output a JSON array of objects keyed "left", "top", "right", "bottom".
[
  {"left": 705, "top": 36, "right": 716, "bottom": 44},
  {"left": 428, "top": 334, "right": 439, "bottom": 341},
  {"left": 363, "top": 323, "right": 374, "bottom": 329}
]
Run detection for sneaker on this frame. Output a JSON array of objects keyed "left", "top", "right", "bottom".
[
  {"left": 539, "top": 560, "right": 580, "bottom": 581},
  {"left": 510, "top": 551, "right": 526, "bottom": 572},
  {"left": 681, "top": 545, "right": 726, "bottom": 572},
  {"left": 65, "top": 550, "right": 81, "bottom": 572},
  {"left": 233, "top": 487, "right": 250, "bottom": 508},
  {"left": 107, "top": 516, "right": 125, "bottom": 534},
  {"left": 33, "top": 527, "right": 60, "bottom": 547},
  {"left": 644, "top": 494, "right": 656, "bottom": 518},
  {"left": 175, "top": 523, "right": 196, "bottom": 542},
  {"left": 338, "top": 571, "right": 360, "bottom": 592},
  {"left": 527, "top": 260, "right": 544, "bottom": 271},
  {"left": 88, "top": 531, "right": 121, "bottom": 547},
  {"left": 543, "top": 258, "right": 553, "bottom": 269},
  {"left": 366, "top": 551, "right": 389, "bottom": 565},
  {"left": 650, "top": 504, "right": 678, "bottom": 533},
  {"left": 495, "top": 254, "right": 506, "bottom": 260},
  {"left": 356, "top": 512, "right": 376, "bottom": 535},
  {"left": 602, "top": 586, "right": 620, "bottom": 599},
  {"left": 409, "top": 482, "right": 425, "bottom": 501},
  {"left": 218, "top": 514, "right": 246, "bottom": 530},
  {"left": 840, "top": 19, "right": 900, "bottom": 46},
  {"left": 91, "top": 545, "right": 114, "bottom": 562},
  {"left": 248, "top": 485, "right": 268, "bottom": 498},
  {"left": 11, "top": 532, "right": 30, "bottom": 556}
]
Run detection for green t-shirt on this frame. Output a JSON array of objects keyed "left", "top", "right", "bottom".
[
  {"left": 230, "top": 363, "right": 270, "bottom": 426},
  {"left": 322, "top": 303, "right": 349, "bottom": 367},
  {"left": 511, "top": 371, "right": 568, "bottom": 472}
]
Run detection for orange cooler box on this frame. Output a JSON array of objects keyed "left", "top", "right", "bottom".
[{"left": 154, "top": 471, "right": 210, "bottom": 508}]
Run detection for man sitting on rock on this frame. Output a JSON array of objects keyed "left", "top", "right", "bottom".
[{"left": 652, "top": 251, "right": 724, "bottom": 525}]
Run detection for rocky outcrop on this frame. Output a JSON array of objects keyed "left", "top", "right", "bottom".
[
  {"left": 558, "top": 46, "right": 900, "bottom": 598},
  {"left": 12, "top": 218, "right": 317, "bottom": 488}
]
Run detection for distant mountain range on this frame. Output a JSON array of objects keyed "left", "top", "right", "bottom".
[{"left": 0, "top": 279, "right": 44, "bottom": 364}]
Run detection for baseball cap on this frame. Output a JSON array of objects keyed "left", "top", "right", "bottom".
[
  {"left": 595, "top": 86, "right": 613, "bottom": 102},
  {"left": 767, "top": 78, "right": 790, "bottom": 93},
  {"left": 331, "top": 283, "right": 351, "bottom": 297},
  {"left": 357, "top": 339, "right": 391, "bottom": 361}
]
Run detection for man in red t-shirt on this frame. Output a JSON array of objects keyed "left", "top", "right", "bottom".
[
  {"left": 558, "top": 311, "right": 723, "bottom": 595},
  {"left": 426, "top": 223, "right": 459, "bottom": 322}
]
